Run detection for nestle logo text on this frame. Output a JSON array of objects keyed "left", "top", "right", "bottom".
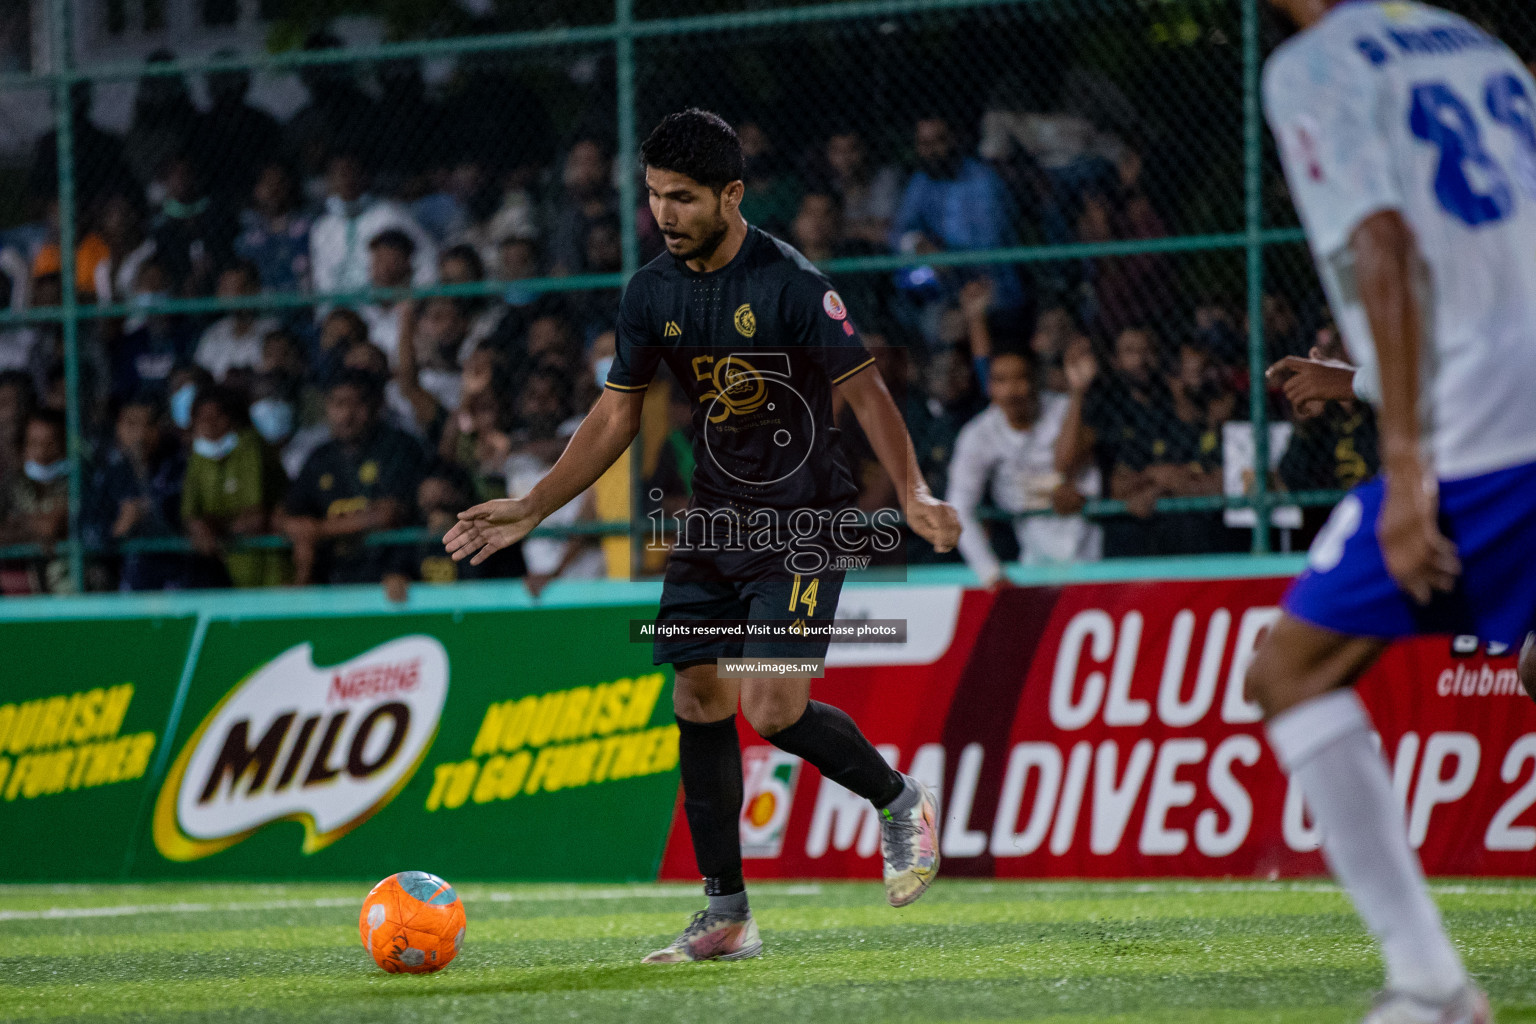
[{"left": 329, "top": 661, "right": 421, "bottom": 703}]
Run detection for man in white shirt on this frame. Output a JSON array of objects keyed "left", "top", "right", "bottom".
[
  {"left": 1248, "top": 3, "right": 1536, "bottom": 1021},
  {"left": 309, "top": 152, "right": 436, "bottom": 300},
  {"left": 948, "top": 350, "right": 1100, "bottom": 585},
  {"left": 193, "top": 261, "right": 278, "bottom": 381}
]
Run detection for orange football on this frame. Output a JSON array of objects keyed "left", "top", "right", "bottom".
[{"left": 359, "top": 871, "right": 467, "bottom": 974}]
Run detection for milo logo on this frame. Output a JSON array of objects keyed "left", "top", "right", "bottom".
[{"left": 154, "top": 637, "right": 449, "bottom": 861}]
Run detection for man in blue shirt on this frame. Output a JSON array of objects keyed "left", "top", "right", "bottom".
[{"left": 891, "top": 116, "right": 1024, "bottom": 313}]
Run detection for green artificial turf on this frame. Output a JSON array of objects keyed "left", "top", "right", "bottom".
[{"left": 2, "top": 879, "right": 1535, "bottom": 1023}]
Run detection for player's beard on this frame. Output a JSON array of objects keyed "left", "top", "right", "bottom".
[{"left": 674, "top": 205, "right": 730, "bottom": 263}]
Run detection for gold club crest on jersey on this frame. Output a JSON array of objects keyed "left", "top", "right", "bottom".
[{"left": 733, "top": 304, "right": 757, "bottom": 337}]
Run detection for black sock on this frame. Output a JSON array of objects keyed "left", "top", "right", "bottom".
[
  {"left": 676, "top": 713, "right": 745, "bottom": 897},
  {"left": 765, "top": 701, "right": 903, "bottom": 807}
]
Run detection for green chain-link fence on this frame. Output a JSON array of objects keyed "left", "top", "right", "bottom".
[{"left": 0, "top": 0, "right": 1532, "bottom": 593}]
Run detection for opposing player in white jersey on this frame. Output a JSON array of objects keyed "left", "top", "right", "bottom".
[{"left": 1251, "top": 1, "right": 1536, "bottom": 1022}]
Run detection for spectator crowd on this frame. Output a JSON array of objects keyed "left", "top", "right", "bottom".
[{"left": 0, "top": 38, "right": 1374, "bottom": 595}]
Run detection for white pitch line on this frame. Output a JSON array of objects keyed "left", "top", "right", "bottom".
[
  {"left": 0, "top": 880, "right": 1528, "bottom": 923},
  {"left": 0, "top": 897, "right": 358, "bottom": 922},
  {"left": 0, "top": 885, "right": 787, "bottom": 922}
]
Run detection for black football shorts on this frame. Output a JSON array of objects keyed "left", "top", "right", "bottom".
[{"left": 652, "top": 548, "right": 846, "bottom": 666}]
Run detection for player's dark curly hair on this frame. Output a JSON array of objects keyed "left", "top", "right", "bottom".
[{"left": 640, "top": 109, "right": 743, "bottom": 191}]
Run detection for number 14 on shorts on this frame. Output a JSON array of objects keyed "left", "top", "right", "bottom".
[{"left": 788, "top": 574, "right": 819, "bottom": 617}]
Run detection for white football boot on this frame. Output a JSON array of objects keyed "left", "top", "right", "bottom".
[
  {"left": 642, "top": 908, "right": 762, "bottom": 963},
  {"left": 879, "top": 776, "right": 940, "bottom": 908}
]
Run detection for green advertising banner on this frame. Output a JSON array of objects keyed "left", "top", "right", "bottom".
[
  {"left": 129, "top": 604, "right": 680, "bottom": 882},
  {"left": 0, "top": 616, "right": 197, "bottom": 880}
]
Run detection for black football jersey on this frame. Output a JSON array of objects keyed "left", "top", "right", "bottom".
[{"left": 605, "top": 226, "right": 875, "bottom": 513}]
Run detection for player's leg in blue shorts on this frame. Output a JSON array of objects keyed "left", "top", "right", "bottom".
[
  {"left": 1246, "top": 459, "right": 1536, "bottom": 1019},
  {"left": 1284, "top": 459, "right": 1536, "bottom": 648}
]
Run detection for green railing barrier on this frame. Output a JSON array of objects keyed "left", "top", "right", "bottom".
[{"left": 0, "top": 490, "right": 1340, "bottom": 564}]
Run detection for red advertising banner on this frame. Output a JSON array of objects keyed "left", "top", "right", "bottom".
[{"left": 658, "top": 578, "right": 1536, "bottom": 881}]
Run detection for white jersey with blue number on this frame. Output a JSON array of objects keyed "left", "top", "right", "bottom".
[{"left": 1264, "top": 0, "right": 1536, "bottom": 480}]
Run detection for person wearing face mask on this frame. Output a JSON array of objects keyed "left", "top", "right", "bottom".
[
  {"left": 0, "top": 410, "right": 73, "bottom": 594},
  {"left": 258, "top": 328, "right": 324, "bottom": 428},
  {"left": 149, "top": 155, "right": 236, "bottom": 299},
  {"left": 85, "top": 395, "right": 188, "bottom": 590},
  {"left": 248, "top": 369, "right": 318, "bottom": 483},
  {"left": 164, "top": 365, "right": 213, "bottom": 440},
  {"left": 181, "top": 385, "right": 288, "bottom": 587}
]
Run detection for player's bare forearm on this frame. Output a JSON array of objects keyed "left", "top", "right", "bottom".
[
  {"left": 522, "top": 388, "right": 643, "bottom": 522},
  {"left": 838, "top": 366, "right": 961, "bottom": 552},
  {"left": 1351, "top": 209, "right": 1460, "bottom": 600},
  {"left": 837, "top": 366, "right": 928, "bottom": 508},
  {"left": 1351, "top": 210, "right": 1423, "bottom": 471},
  {"left": 446, "top": 389, "right": 643, "bottom": 565}
]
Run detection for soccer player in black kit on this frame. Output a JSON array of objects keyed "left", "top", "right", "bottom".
[{"left": 446, "top": 110, "right": 961, "bottom": 962}]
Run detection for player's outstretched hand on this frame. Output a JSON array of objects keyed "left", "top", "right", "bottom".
[
  {"left": 444, "top": 498, "right": 541, "bottom": 566},
  {"left": 908, "top": 493, "right": 961, "bottom": 554},
  {"left": 1378, "top": 462, "right": 1461, "bottom": 605}
]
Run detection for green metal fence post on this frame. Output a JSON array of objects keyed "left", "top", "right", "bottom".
[
  {"left": 50, "top": 0, "right": 86, "bottom": 591},
  {"left": 616, "top": 0, "right": 643, "bottom": 577},
  {"left": 616, "top": 0, "right": 639, "bottom": 280},
  {"left": 1243, "top": 0, "right": 1271, "bottom": 555}
]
